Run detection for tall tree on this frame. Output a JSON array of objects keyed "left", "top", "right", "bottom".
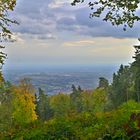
[
  {"left": 132, "top": 39, "right": 140, "bottom": 102},
  {"left": 110, "top": 64, "right": 134, "bottom": 107},
  {"left": 0, "top": 81, "right": 13, "bottom": 131},
  {"left": 12, "top": 79, "right": 37, "bottom": 125},
  {"left": 70, "top": 85, "right": 83, "bottom": 112},
  {"left": 36, "top": 88, "right": 52, "bottom": 120}
]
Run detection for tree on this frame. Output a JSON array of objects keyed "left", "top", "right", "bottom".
[
  {"left": 0, "top": 0, "right": 18, "bottom": 80},
  {"left": 78, "top": 85, "right": 83, "bottom": 92},
  {"left": 50, "top": 93, "right": 71, "bottom": 117},
  {"left": 110, "top": 65, "right": 134, "bottom": 107},
  {"left": 18, "top": 78, "right": 35, "bottom": 94},
  {"left": 98, "top": 77, "right": 109, "bottom": 89},
  {"left": 12, "top": 79, "right": 37, "bottom": 125},
  {"left": 72, "top": 0, "right": 140, "bottom": 29},
  {"left": 0, "top": 0, "right": 17, "bottom": 62},
  {"left": 132, "top": 39, "right": 140, "bottom": 102},
  {"left": 0, "top": 81, "right": 13, "bottom": 131},
  {"left": 91, "top": 88, "right": 108, "bottom": 113},
  {"left": 36, "top": 88, "right": 52, "bottom": 120},
  {"left": 70, "top": 85, "right": 83, "bottom": 113},
  {"left": 71, "top": 84, "right": 77, "bottom": 93}
]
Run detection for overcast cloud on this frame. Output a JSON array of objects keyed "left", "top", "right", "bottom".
[
  {"left": 10, "top": 0, "right": 140, "bottom": 39},
  {"left": 4, "top": 0, "right": 140, "bottom": 69}
]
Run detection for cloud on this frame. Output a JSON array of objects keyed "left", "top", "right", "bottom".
[
  {"left": 57, "top": 17, "right": 76, "bottom": 25},
  {"left": 37, "top": 34, "right": 56, "bottom": 40},
  {"left": 12, "top": 33, "right": 25, "bottom": 43},
  {"left": 10, "top": 0, "right": 140, "bottom": 40},
  {"left": 56, "top": 7, "right": 140, "bottom": 38},
  {"left": 48, "top": 0, "right": 70, "bottom": 8},
  {"left": 63, "top": 40, "right": 95, "bottom": 47},
  {"left": 10, "top": 0, "right": 56, "bottom": 40}
]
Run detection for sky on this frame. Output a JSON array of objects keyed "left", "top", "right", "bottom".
[{"left": 3, "top": 0, "right": 140, "bottom": 70}]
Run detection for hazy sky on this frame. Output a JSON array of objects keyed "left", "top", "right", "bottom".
[{"left": 3, "top": 0, "right": 140, "bottom": 70}]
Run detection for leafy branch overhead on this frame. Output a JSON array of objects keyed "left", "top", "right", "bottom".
[
  {"left": 0, "top": 0, "right": 17, "bottom": 66},
  {"left": 72, "top": 0, "right": 140, "bottom": 30}
]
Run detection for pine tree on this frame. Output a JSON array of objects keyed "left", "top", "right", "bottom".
[
  {"left": 132, "top": 39, "right": 140, "bottom": 102},
  {"left": 98, "top": 77, "right": 109, "bottom": 89},
  {"left": 110, "top": 65, "right": 133, "bottom": 107},
  {"left": 36, "top": 88, "right": 52, "bottom": 120}
]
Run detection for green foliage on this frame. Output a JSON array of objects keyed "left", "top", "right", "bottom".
[
  {"left": 0, "top": 81, "right": 13, "bottom": 131},
  {"left": 50, "top": 93, "right": 71, "bottom": 117},
  {"left": 0, "top": 0, "right": 17, "bottom": 41},
  {"left": 102, "top": 100, "right": 140, "bottom": 139},
  {"left": 0, "top": 0, "right": 18, "bottom": 68},
  {"left": 92, "top": 88, "right": 108, "bottom": 112},
  {"left": 98, "top": 77, "right": 109, "bottom": 89},
  {"left": 36, "top": 88, "right": 53, "bottom": 120},
  {"left": 1, "top": 80, "right": 140, "bottom": 140},
  {"left": 70, "top": 85, "right": 83, "bottom": 113},
  {"left": 72, "top": 0, "right": 140, "bottom": 29},
  {"left": 110, "top": 64, "right": 134, "bottom": 108},
  {"left": 79, "top": 88, "right": 108, "bottom": 113},
  {"left": 2, "top": 100, "right": 140, "bottom": 140},
  {"left": 132, "top": 39, "right": 140, "bottom": 102}
]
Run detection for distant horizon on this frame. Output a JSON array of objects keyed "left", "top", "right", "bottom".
[
  {"left": 3, "top": 64, "right": 118, "bottom": 94},
  {"left": 3, "top": 63, "right": 122, "bottom": 72}
]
